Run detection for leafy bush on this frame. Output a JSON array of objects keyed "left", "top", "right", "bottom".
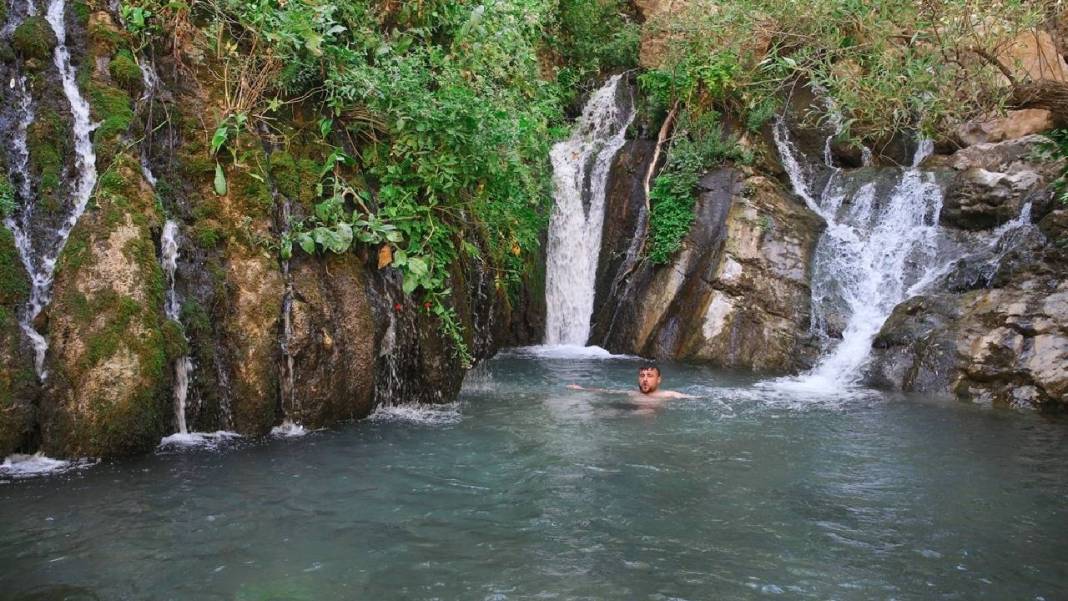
[
  {"left": 647, "top": 110, "right": 751, "bottom": 264},
  {"left": 643, "top": 0, "right": 1048, "bottom": 142}
]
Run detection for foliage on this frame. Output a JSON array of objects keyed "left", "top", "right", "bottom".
[
  {"left": 644, "top": 0, "right": 1049, "bottom": 142},
  {"left": 1040, "top": 129, "right": 1068, "bottom": 206},
  {"left": 552, "top": 0, "right": 639, "bottom": 94},
  {"left": 0, "top": 176, "right": 15, "bottom": 219},
  {"left": 647, "top": 110, "right": 752, "bottom": 264},
  {"left": 113, "top": 0, "right": 637, "bottom": 365}
]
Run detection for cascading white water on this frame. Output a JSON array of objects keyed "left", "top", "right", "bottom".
[
  {"left": 4, "top": 0, "right": 99, "bottom": 380},
  {"left": 544, "top": 74, "right": 634, "bottom": 345},
  {"left": 773, "top": 119, "right": 946, "bottom": 387},
  {"left": 160, "top": 220, "right": 192, "bottom": 435}
]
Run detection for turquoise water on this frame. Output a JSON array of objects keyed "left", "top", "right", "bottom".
[{"left": 1, "top": 348, "right": 1066, "bottom": 600}]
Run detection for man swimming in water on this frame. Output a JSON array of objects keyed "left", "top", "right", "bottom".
[{"left": 567, "top": 364, "right": 694, "bottom": 400}]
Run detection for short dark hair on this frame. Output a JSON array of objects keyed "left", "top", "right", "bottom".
[{"left": 638, "top": 364, "right": 660, "bottom": 375}]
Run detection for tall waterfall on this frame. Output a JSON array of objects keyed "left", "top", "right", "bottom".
[
  {"left": 3, "top": 0, "right": 99, "bottom": 380},
  {"left": 544, "top": 75, "right": 634, "bottom": 345},
  {"left": 772, "top": 119, "right": 947, "bottom": 386},
  {"left": 160, "top": 221, "right": 192, "bottom": 435}
]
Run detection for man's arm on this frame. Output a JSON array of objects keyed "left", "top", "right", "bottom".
[{"left": 566, "top": 384, "right": 629, "bottom": 394}]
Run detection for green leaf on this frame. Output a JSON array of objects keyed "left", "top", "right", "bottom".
[
  {"left": 407, "top": 256, "right": 428, "bottom": 277},
  {"left": 211, "top": 125, "right": 229, "bottom": 156},
  {"left": 392, "top": 249, "right": 408, "bottom": 267},
  {"left": 297, "top": 232, "right": 315, "bottom": 255},
  {"left": 213, "top": 162, "right": 227, "bottom": 196},
  {"left": 402, "top": 272, "right": 419, "bottom": 295}
]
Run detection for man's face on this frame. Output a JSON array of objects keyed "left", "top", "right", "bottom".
[{"left": 638, "top": 368, "right": 661, "bottom": 394}]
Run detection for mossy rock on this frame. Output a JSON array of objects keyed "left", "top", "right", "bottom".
[
  {"left": 26, "top": 108, "right": 70, "bottom": 212},
  {"left": 42, "top": 155, "right": 170, "bottom": 457},
  {"left": 0, "top": 226, "right": 29, "bottom": 306},
  {"left": 109, "top": 49, "right": 143, "bottom": 93},
  {"left": 0, "top": 225, "right": 34, "bottom": 456},
  {"left": 12, "top": 16, "right": 57, "bottom": 63}
]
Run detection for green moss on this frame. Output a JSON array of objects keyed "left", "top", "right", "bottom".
[
  {"left": 86, "top": 81, "right": 134, "bottom": 160},
  {"left": 0, "top": 227, "right": 29, "bottom": 306},
  {"left": 109, "top": 49, "right": 143, "bottom": 92},
  {"left": 12, "top": 16, "right": 56, "bottom": 62},
  {"left": 194, "top": 222, "right": 223, "bottom": 248},
  {"left": 161, "top": 319, "right": 189, "bottom": 362},
  {"left": 71, "top": 1, "right": 91, "bottom": 25},
  {"left": 26, "top": 109, "right": 69, "bottom": 212},
  {"left": 269, "top": 151, "right": 320, "bottom": 209}
]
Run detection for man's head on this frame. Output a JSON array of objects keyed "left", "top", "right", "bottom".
[{"left": 638, "top": 364, "right": 661, "bottom": 394}]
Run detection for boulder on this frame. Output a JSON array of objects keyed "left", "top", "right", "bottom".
[
  {"left": 957, "top": 109, "right": 1055, "bottom": 146},
  {"left": 941, "top": 167, "right": 1042, "bottom": 230},
  {"left": 592, "top": 164, "right": 824, "bottom": 372}
]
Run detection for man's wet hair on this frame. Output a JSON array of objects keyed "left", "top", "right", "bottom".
[{"left": 638, "top": 364, "right": 660, "bottom": 375}]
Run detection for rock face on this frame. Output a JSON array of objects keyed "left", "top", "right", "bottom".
[
  {"left": 0, "top": 4, "right": 544, "bottom": 460},
  {"left": 0, "top": 226, "right": 35, "bottom": 456},
  {"left": 287, "top": 254, "right": 375, "bottom": 427},
  {"left": 44, "top": 159, "right": 170, "bottom": 457},
  {"left": 869, "top": 136, "right": 1068, "bottom": 409},
  {"left": 591, "top": 146, "right": 823, "bottom": 372}
]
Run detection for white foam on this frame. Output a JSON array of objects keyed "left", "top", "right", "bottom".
[
  {"left": 500, "top": 345, "right": 634, "bottom": 360},
  {"left": 157, "top": 431, "right": 240, "bottom": 450},
  {"left": 369, "top": 402, "right": 462, "bottom": 426},
  {"left": 544, "top": 75, "right": 635, "bottom": 345},
  {"left": 0, "top": 452, "right": 97, "bottom": 479},
  {"left": 270, "top": 420, "right": 310, "bottom": 438}
]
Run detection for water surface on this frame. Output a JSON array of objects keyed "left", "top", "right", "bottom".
[{"left": 1, "top": 350, "right": 1066, "bottom": 600}]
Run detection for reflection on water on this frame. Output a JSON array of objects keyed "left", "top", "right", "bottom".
[{"left": 1, "top": 350, "right": 1066, "bottom": 600}]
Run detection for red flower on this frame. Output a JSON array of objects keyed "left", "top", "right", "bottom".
[{"left": 393, "top": 303, "right": 403, "bottom": 312}]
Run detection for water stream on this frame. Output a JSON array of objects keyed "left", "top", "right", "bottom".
[
  {"left": 4, "top": 0, "right": 99, "bottom": 380},
  {"left": 544, "top": 75, "right": 634, "bottom": 346},
  {"left": 770, "top": 119, "right": 1034, "bottom": 389},
  {"left": 1, "top": 353, "right": 1065, "bottom": 599}
]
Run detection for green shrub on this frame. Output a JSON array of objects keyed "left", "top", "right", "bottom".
[{"left": 647, "top": 111, "right": 751, "bottom": 264}]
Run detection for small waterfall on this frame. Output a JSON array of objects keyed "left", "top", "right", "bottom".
[
  {"left": 160, "top": 220, "right": 192, "bottom": 435},
  {"left": 544, "top": 75, "right": 634, "bottom": 345},
  {"left": 773, "top": 119, "right": 946, "bottom": 386},
  {"left": 4, "top": 0, "right": 99, "bottom": 380}
]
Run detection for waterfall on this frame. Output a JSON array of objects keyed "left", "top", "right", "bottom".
[
  {"left": 3, "top": 0, "right": 99, "bottom": 380},
  {"left": 773, "top": 119, "right": 947, "bottom": 387},
  {"left": 160, "top": 220, "right": 193, "bottom": 435},
  {"left": 544, "top": 75, "right": 634, "bottom": 345}
]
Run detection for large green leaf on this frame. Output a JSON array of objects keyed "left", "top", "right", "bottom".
[{"left": 213, "top": 162, "right": 227, "bottom": 196}]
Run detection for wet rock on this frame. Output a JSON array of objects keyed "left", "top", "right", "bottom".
[
  {"left": 287, "top": 254, "right": 375, "bottom": 427},
  {"left": 0, "top": 226, "right": 36, "bottom": 456},
  {"left": 593, "top": 165, "right": 823, "bottom": 372},
  {"left": 12, "top": 16, "right": 56, "bottom": 63},
  {"left": 941, "top": 168, "right": 1042, "bottom": 230},
  {"left": 43, "top": 158, "right": 169, "bottom": 457},
  {"left": 1039, "top": 209, "right": 1068, "bottom": 242},
  {"left": 868, "top": 262, "right": 1068, "bottom": 409}
]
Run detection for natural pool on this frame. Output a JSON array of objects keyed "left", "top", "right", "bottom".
[{"left": 1, "top": 348, "right": 1066, "bottom": 600}]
